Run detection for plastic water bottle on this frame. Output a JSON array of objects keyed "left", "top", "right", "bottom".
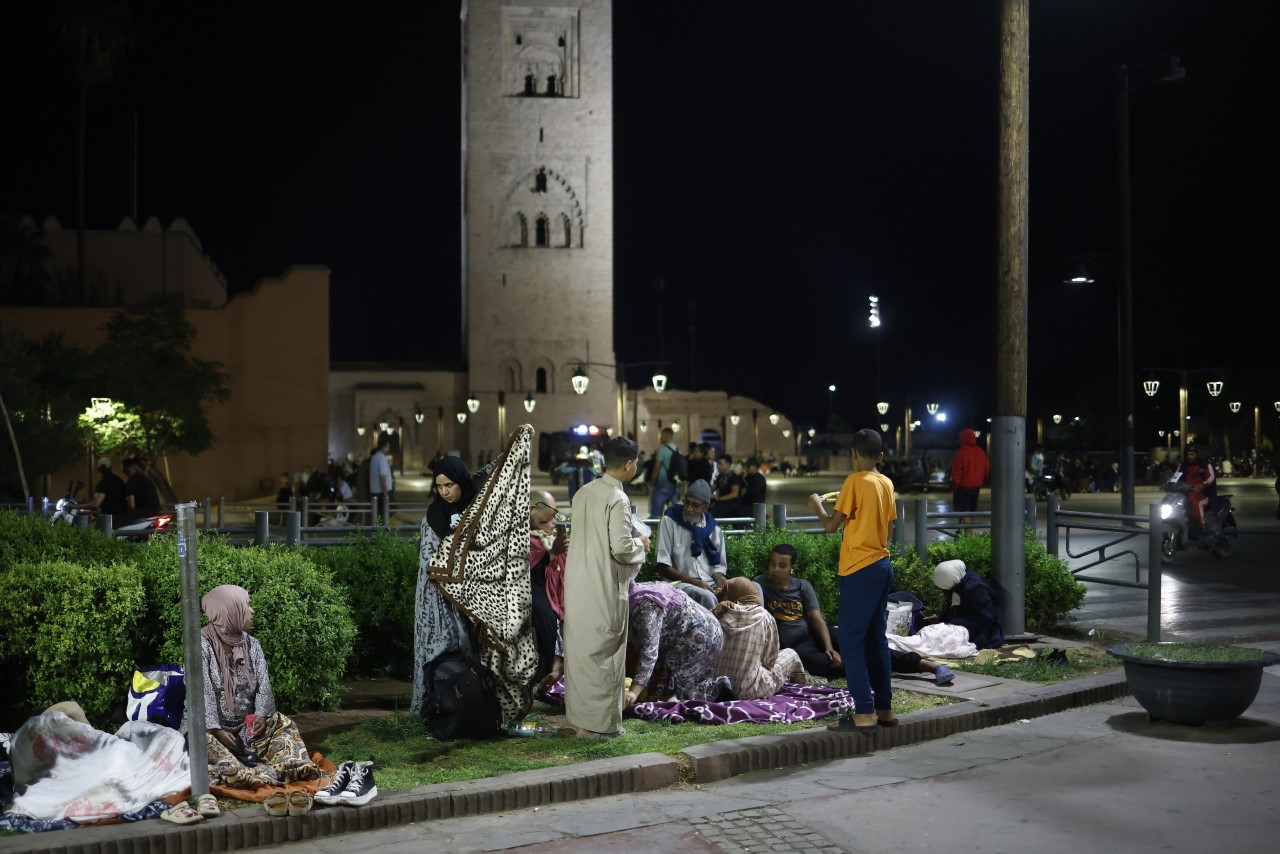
[{"left": 508, "top": 720, "right": 559, "bottom": 738}]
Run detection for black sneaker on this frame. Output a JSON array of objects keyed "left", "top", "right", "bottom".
[
  {"left": 338, "top": 760, "right": 378, "bottom": 807},
  {"left": 314, "top": 761, "right": 353, "bottom": 806}
]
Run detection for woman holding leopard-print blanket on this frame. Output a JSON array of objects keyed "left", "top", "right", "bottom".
[{"left": 410, "top": 426, "right": 540, "bottom": 725}]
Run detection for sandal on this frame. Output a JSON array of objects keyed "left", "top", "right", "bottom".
[
  {"left": 288, "top": 792, "right": 313, "bottom": 816},
  {"left": 263, "top": 792, "right": 289, "bottom": 817},
  {"left": 160, "top": 803, "right": 204, "bottom": 825},
  {"left": 195, "top": 793, "right": 221, "bottom": 817}
]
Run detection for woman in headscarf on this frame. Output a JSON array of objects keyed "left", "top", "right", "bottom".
[
  {"left": 188, "top": 584, "right": 321, "bottom": 788},
  {"left": 410, "top": 428, "right": 540, "bottom": 726},
  {"left": 713, "top": 577, "right": 806, "bottom": 700},
  {"left": 932, "top": 559, "right": 1004, "bottom": 649},
  {"left": 625, "top": 581, "right": 731, "bottom": 704},
  {"left": 410, "top": 455, "right": 491, "bottom": 716}
]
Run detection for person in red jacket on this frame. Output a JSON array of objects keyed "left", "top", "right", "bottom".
[{"left": 951, "top": 428, "right": 990, "bottom": 525}]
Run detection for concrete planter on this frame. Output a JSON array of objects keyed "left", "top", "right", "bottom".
[{"left": 1107, "top": 643, "right": 1279, "bottom": 726}]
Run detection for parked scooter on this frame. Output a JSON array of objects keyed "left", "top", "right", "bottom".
[
  {"left": 47, "top": 480, "right": 172, "bottom": 542},
  {"left": 1159, "top": 479, "right": 1238, "bottom": 562}
]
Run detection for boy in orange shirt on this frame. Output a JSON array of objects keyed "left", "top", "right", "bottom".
[{"left": 809, "top": 428, "right": 897, "bottom": 733}]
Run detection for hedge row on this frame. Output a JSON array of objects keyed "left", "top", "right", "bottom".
[{"left": 0, "top": 513, "right": 356, "bottom": 731}]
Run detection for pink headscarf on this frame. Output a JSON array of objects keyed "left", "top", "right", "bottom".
[{"left": 200, "top": 584, "right": 257, "bottom": 714}]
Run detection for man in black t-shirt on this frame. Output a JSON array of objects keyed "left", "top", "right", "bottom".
[
  {"left": 743, "top": 457, "right": 767, "bottom": 508},
  {"left": 121, "top": 457, "right": 162, "bottom": 522},
  {"left": 712, "top": 455, "right": 748, "bottom": 519},
  {"left": 753, "top": 544, "right": 842, "bottom": 677},
  {"left": 86, "top": 456, "right": 127, "bottom": 517}
]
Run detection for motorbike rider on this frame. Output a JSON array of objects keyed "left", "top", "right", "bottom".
[
  {"left": 84, "top": 456, "right": 127, "bottom": 517},
  {"left": 1171, "top": 443, "right": 1216, "bottom": 538},
  {"left": 120, "top": 456, "right": 162, "bottom": 523}
]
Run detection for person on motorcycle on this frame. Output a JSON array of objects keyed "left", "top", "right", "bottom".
[{"left": 1171, "top": 443, "right": 1216, "bottom": 538}]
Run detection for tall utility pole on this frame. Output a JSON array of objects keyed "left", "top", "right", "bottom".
[{"left": 993, "top": 0, "right": 1029, "bottom": 636}]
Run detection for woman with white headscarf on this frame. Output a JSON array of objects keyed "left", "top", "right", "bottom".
[{"left": 932, "top": 560, "right": 1004, "bottom": 649}]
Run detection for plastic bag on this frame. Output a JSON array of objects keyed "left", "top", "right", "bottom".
[{"left": 886, "top": 601, "right": 914, "bottom": 637}]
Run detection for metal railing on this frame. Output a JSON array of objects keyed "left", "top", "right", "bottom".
[{"left": 1045, "top": 494, "right": 1163, "bottom": 641}]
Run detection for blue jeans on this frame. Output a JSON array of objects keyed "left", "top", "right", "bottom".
[
  {"left": 837, "top": 557, "right": 894, "bottom": 714},
  {"left": 650, "top": 486, "right": 677, "bottom": 518}
]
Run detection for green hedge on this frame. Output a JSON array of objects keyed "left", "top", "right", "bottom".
[
  {"left": 0, "top": 560, "right": 148, "bottom": 729},
  {"left": 0, "top": 513, "right": 357, "bottom": 731},
  {"left": 300, "top": 530, "right": 418, "bottom": 671}
]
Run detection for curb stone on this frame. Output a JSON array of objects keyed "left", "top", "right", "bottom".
[{"left": 0, "top": 672, "right": 1129, "bottom": 854}]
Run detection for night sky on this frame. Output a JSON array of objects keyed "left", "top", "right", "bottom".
[{"left": 2, "top": 1, "right": 1274, "bottom": 445}]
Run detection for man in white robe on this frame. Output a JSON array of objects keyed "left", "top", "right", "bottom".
[{"left": 563, "top": 437, "right": 650, "bottom": 738}]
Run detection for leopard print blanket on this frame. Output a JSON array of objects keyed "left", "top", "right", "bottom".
[{"left": 426, "top": 424, "right": 538, "bottom": 723}]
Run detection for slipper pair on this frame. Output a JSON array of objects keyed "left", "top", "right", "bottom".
[
  {"left": 575, "top": 726, "right": 626, "bottom": 740},
  {"left": 264, "top": 792, "right": 313, "bottom": 817},
  {"left": 159, "top": 803, "right": 203, "bottom": 825}
]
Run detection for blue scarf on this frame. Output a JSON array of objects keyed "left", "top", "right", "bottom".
[{"left": 664, "top": 505, "right": 721, "bottom": 566}]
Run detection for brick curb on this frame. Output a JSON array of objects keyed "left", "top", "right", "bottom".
[{"left": 0, "top": 673, "right": 1129, "bottom": 854}]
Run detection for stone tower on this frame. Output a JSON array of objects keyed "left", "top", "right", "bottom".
[{"left": 462, "top": 0, "right": 616, "bottom": 459}]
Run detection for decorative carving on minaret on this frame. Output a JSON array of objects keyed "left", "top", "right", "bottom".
[
  {"left": 503, "top": 165, "right": 584, "bottom": 248},
  {"left": 502, "top": 7, "right": 579, "bottom": 98}
]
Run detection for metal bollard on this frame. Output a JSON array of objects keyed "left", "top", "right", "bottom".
[
  {"left": 1046, "top": 495, "right": 1059, "bottom": 557},
  {"left": 1024, "top": 496, "right": 1036, "bottom": 532},
  {"left": 218, "top": 496, "right": 225, "bottom": 529},
  {"left": 202, "top": 497, "right": 211, "bottom": 530},
  {"left": 96, "top": 514, "right": 113, "bottom": 537},
  {"left": 27, "top": 495, "right": 35, "bottom": 516},
  {"left": 915, "top": 498, "right": 928, "bottom": 558},
  {"left": 1148, "top": 503, "right": 1162, "bottom": 642},
  {"left": 382, "top": 494, "right": 391, "bottom": 525},
  {"left": 893, "top": 499, "right": 906, "bottom": 547},
  {"left": 302, "top": 497, "right": 310, "bottom": 526},
  {"left": 752, "top": 503, "right": 767, "bottom": 531},
  {"left": 772, "top": 502, "right": 787, "bottom": 529},
  {"left": 286, "top": 511, "right": 301, "bottom": 546},
  {"left": 76, "top": 513, "right": 90, "bottom": 528},
  {"left": 254, "top": 511, "right": 270, "bottom": 545}
]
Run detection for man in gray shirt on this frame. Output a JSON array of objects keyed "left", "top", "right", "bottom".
[{"left": 655, "top": 479, "right": 726, "bottom": 609}]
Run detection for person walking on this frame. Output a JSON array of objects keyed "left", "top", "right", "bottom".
[{"left": 648, "top": 427, "right": 680, "bottom": 517}]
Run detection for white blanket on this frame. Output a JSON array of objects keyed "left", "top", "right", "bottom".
[
  {"left": 888, "top": 623, "right": 977, "bottom": 659},
  {"left": 8, "top": 712, "right": 190, "bottom": 822}
]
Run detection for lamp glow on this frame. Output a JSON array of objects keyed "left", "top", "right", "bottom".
[
  {"left": 782, "top": 428, "right": 791, "bottom": 438},
  {"left": 1206, "top": 380, "right": 1223, "bottom": 397},
  {"left": 571, "top": 366, "right": 589, "bottom": 395},
  {"left": 808, "top": 427, "right": 816, "bottom": 437},
  {"left": 730, "top": 412, "right": 740, "bottom": 426},
  {"left": 876, "top": 401, "right": 889, "bottom": 415},
  {"left": 1229, "top": 401, "right": 1241, "bottom": 413},
  {"left": 414, "top": 407, "right": 425, "bottom": 424},
  {"left": 357, "top": 426, "right": 366, "bottom": 436},
  {"left": 1053, "top": 414, "right": 1063, "bottom": 424},
  {"left": 466, "top": 394, "right": 480, "bottom": 413},
  {"left": 456, "top": 412, "right": 467, "bottom": 424},
  {"left": 769, "top": 412, "right": 780, "bottom": 425},
  {"left": 523, "top": 393, "right": 536, "bottom": 413},
  {"left": 671, "top": 422, "right": 680, "bottom": 433},
  {"left": 926, "top": 403, "right": 939, "bottom": 415},
  {"left": 880, "top": 423, "right": 889, "bottom": 432},
  {"left": 379, "top": 420, "right": 390, "bottom": 432},
  {"left": 651, "top": 373, "right": 668, "bottom": 393},
  {"left": 1144, "top": 379, "right": 1160, "bottom": 396},
  {"left": 639, "top": 421, "right": 647, "bottom": 432}
]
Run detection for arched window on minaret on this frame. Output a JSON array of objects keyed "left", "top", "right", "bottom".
[
  {"left": 512, "top": 212, "right": 528, "bottom": 247},
  {"left": 536, "top": 367, "right": 548, "bottom": 393},
  {"left": 535, "top": 169, "right": 547, "bottom": 193},
  {"left": 535, "top": 215, "right": 549, "bottom": 247},
  {"left": 559, "top": 213, "right": 572, "bottom": 248},
  {"left": 547, "top": 75, "right": 557, "bottom": 96},
  {"left": 523, "top": 73, "right": 534, "bottom": 96}
]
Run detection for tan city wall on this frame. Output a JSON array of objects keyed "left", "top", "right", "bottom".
[{"left": 4, "top": 266, "right": 330, "bottom": 501}]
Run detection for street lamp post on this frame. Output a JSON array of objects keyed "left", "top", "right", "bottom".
[{"left": 1118, "top": 54, "right": 1186, "bottom": 516}]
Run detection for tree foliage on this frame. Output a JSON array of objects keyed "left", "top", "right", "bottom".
[{"left": 79, "top": 306, "right": 230, "bottom": 500}]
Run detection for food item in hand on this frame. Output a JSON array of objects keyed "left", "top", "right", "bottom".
[{"left": 822, "top": 492, "right": 839, "bottom": 502}]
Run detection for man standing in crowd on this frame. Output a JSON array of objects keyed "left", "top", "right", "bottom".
[
  {"left": 951, "top": 428, "right": 989, "bottom": 526},
  {"left": 370, "top": 437, "right": 394, "bottom": 517},
  {"left": 648, "top": 426, "right": 680, "bottom": 516}
]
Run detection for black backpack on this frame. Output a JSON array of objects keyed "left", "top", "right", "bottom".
[
  {"left": 421, "top": 651, "right": 504, "bottom": 740},
  {"left": 664, "top": 447, "right": 688, "bottom": 483}
]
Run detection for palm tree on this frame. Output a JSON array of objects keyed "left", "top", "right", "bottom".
[{"left": 60, "top": 0, "right": 133, "bottom": 304}]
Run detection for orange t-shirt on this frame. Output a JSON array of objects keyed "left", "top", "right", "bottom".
[{"left": 834, "top": 469, "right": 897, "bottom": 575}]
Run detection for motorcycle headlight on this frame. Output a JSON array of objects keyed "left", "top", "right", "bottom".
[{"left": 1160, "top": 505, "right": 1172, "bottom": 520}]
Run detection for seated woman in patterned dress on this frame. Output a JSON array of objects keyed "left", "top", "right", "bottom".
[
  {"left": 188, "top": 585, "right": 321, "bottom": 789},
  {"left": 625, "top": 581, "right": 732, "bottom": 704},
  {"left": 713, "top": 577, "right": 807, "bottom": 700}
]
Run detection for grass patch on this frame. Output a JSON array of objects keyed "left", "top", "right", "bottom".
[
  {"left": 1119, "top": 643, "right": 1269, "bottom": 663},
  {"left": 312, "top": 690, "right": 953, "bottom": 793},
  {"left": 949, "top": 646, "right": 1118, "bottom": 684}
]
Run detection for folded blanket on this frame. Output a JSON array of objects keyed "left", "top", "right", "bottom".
[{"left": 887, "top": 623, "right": 977, "bottom": 659}]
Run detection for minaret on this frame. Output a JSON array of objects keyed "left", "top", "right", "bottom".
[{"left": 461, "top": 0, "right": 616, "bottom": 460}]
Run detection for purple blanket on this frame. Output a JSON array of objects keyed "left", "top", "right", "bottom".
[{"left": 539, "top": 681, "right": 853, "bottom": 725}]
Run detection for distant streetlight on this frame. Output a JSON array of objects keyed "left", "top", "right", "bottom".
[
  {"left": 730, "top": 412, "right": 741, "bottom": 426},
  {"left": 651, "top": 372, "right": 668, "bottom": 393},
  {"left": 466, "top": 393, "right": 480, "bottom": 413},
  {"left": 571, "top": 365, "right": 589, "bottom": 395},
  {"left": 868, "top": 296, "right": 882, "bottom": 404},
  {"left": 880, "top": 422, "right": 889, "bottom": 432},
  {"left": 925, "top": 403, "right": 939, "bottom": 415},
  {"left": 1228, "top": 401, "right": 1241, "bottom": 413},
  {"left": 671, "top": 422, "right": 680, "bottom": 433},
  {"left": 379, "top": 420, "right": 390, "bottom": 432},
  {"left": 456, "top": 411, "right": 467, "bottom": 424},
  {"left": 639, "top": 421, "right": 647, "bottom": 432},
  {"left": 356, "top": 426, "right": 366, "bottom": 436},
  {"left": 807, "top": 427, "right": 816, "bottom": 438},
  {"left": 1053, "top": 414, "right": 1063, "bottom": 424},
  {"left": 876, "top": 401, "right": 889, "bottom": 415},
  {"left": 1206, "top": 381, "right": 1224, "bottom": 397},
  {"left": 523, "top": 393, "right": 536, "bottom": 413},
  {"left": 1143, "top": 379, "right": 1160, "bottom": 396},
  {"left": 413, "top": 405, "right": 425, "bottom": 424},
  {"left": 769, "top": 412, "right": 780, "bottom": 426},
  {"left": 782, "top": 428, "right": 791, "bottom": 438}
]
